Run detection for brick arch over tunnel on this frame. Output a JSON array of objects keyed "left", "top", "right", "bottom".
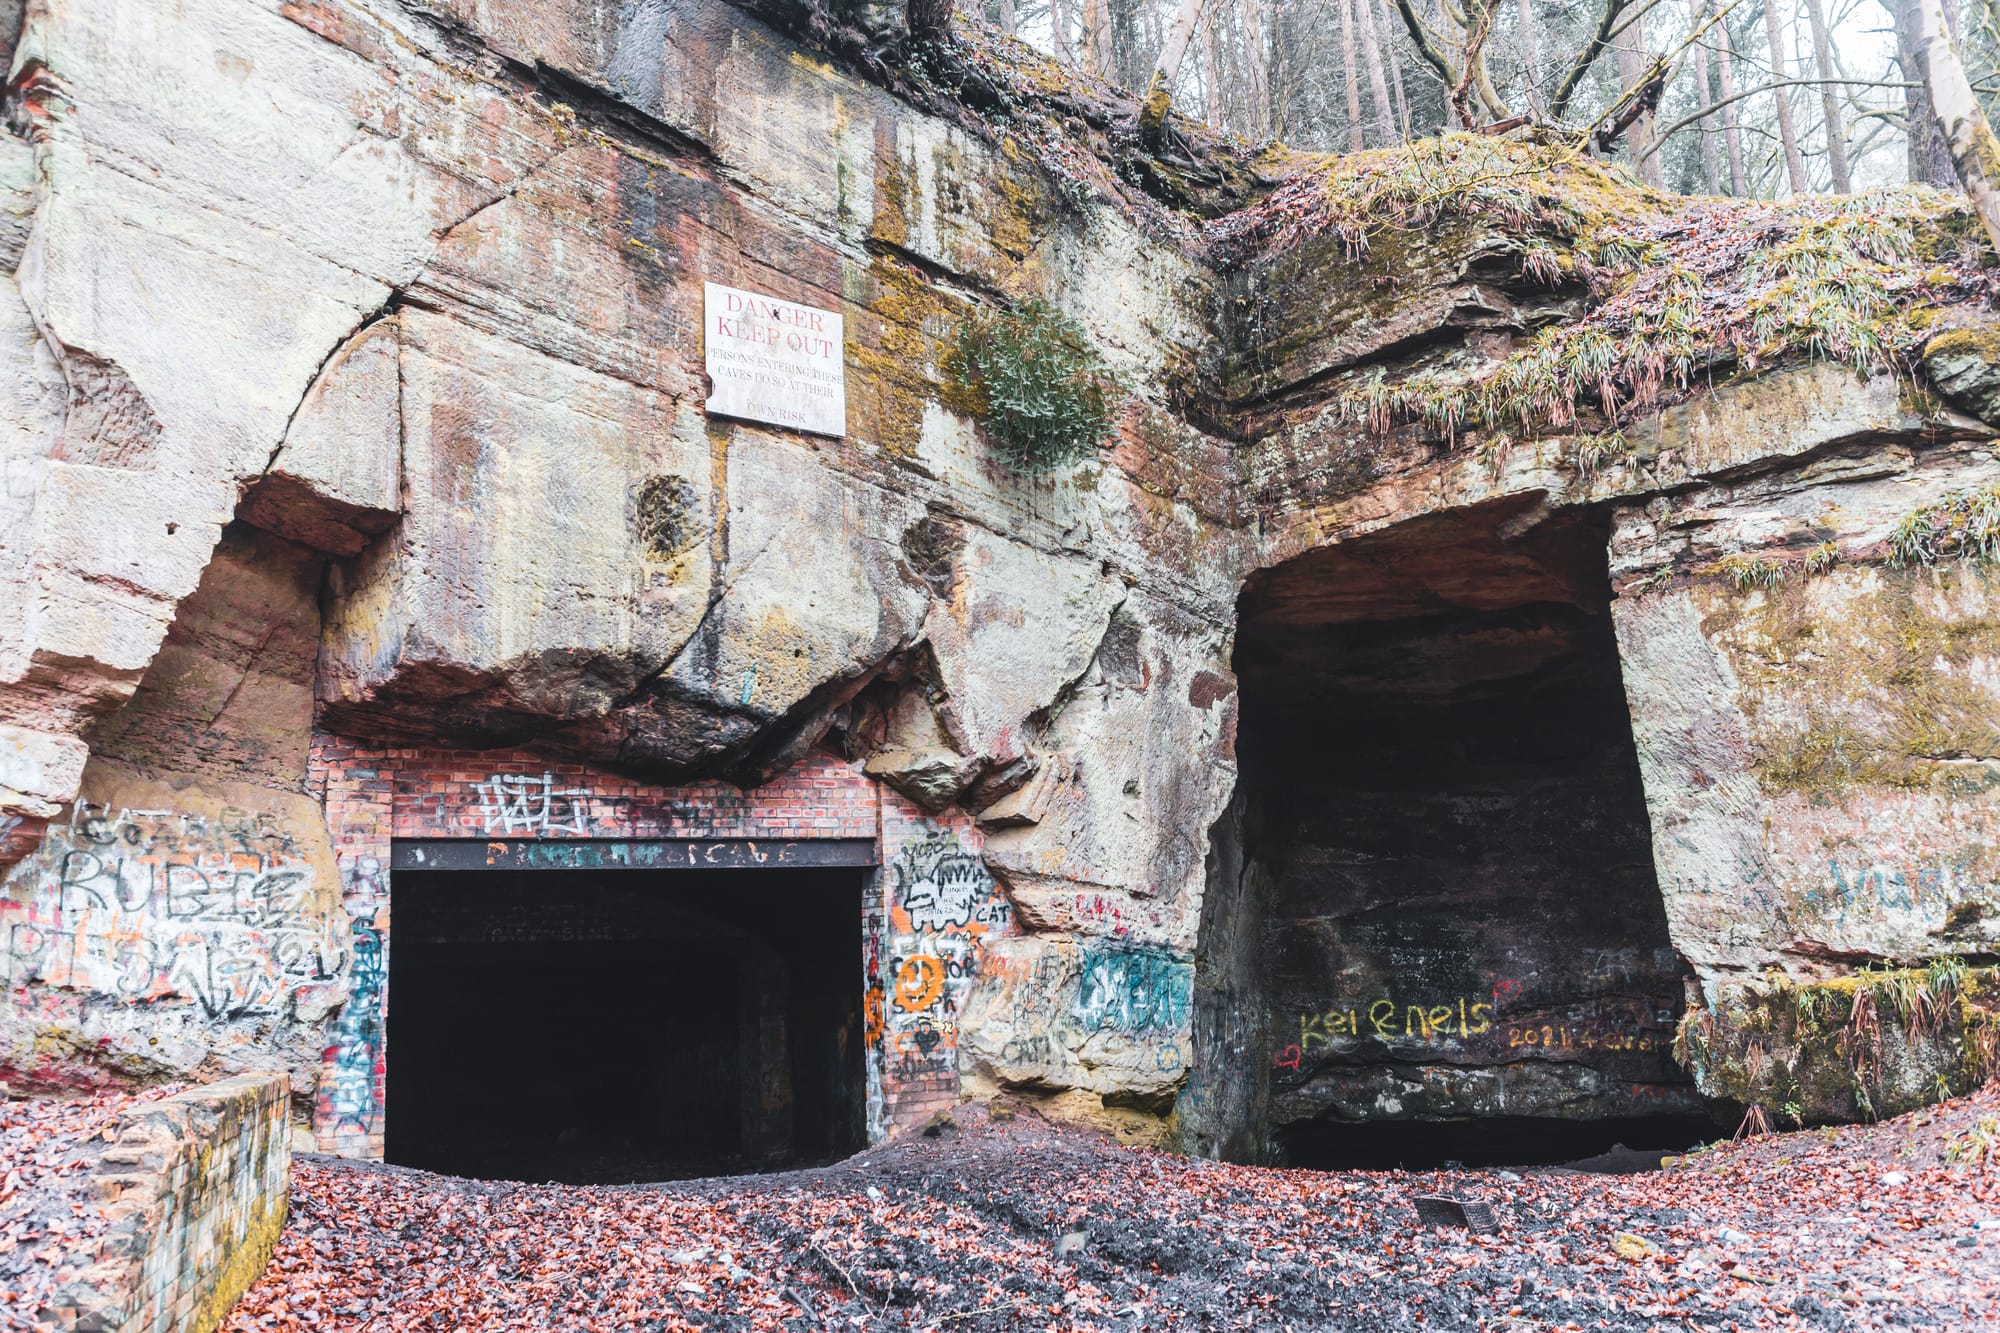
[{"left": 1181, "top": 498, "right": 1715, "bottom": 1168}]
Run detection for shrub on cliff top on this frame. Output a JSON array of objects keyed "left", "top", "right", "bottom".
[{"left": 941, "top": 298, "right": 1115, "bottom": 475}]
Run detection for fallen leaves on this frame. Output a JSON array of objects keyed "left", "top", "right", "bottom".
[
  {"left": 11, "top": 1079, "right": 1998, "bottom": 1331},
  {"left": 1, "top": 1082, "right": 187, "bottom": 1326}
]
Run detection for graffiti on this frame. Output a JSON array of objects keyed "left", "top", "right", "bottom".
[
  {"left": 863, "top": 984, "right": 885, "bottom": 1047},
  {"left": 1581, "top": 947, "right": 1682, "bottom": 986},
  {"left": 893, "top": 833, "right": 1008, "bottom": 932},
  {"left": 887, "top": 1017, "right": 952, "bottom": 1084},
  {"left": 1505, "top": 1022, "right": 1665, "bottom": 1053},
  {"left": 1000, "top": 1034, "right": 1052, "bottom": 1064},
  {"left": 1, "top": 812, "right": 345, "bottom": 1024},
  {"left": 471, "top": 772, "right": 591, "bottom": 836},
  {"left": 1297, "top": 997, "right": 1497, "bottom": 1051},
  {"left": 1798, "top": 857, "right": 1999, "bottom": 925},
  {"left": 320, "top": 912, "right": 386, "bottom": 1136},
  {"left": 893, "top": 954, "right": 946, "bottom": 1012},
  {"left": 1072, "top": 947, "right": 1191, "bottom": 1034},
  {"left": 870, "top": 827, "right": 1023, "bottom": 1112}
]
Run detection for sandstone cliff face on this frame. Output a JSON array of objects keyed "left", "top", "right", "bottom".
[{"left": 1, "top": 0, "right": 1997, "bottom": 1158}]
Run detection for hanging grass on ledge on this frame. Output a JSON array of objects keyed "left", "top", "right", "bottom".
[
  {"left": 1337, "top": 182, "right": 1980, "bottom": 453},
  {"left": 1889, "top": 485, "right": 2000, "bottom": 567},
  {"left": 941, "top": 298, "right": 1116, "bottom": 475},
  {"left": 1205, "top": 132, "right": 1668, "bottom": 263}
]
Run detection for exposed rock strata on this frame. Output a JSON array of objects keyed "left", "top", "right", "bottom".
[{"left": 1, "top": 0, "right": 1998, "bottom": 1155}]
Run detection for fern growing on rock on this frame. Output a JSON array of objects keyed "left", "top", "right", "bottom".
[{"left": 941, "top": 298, "right": 1114, "bottom": 475}]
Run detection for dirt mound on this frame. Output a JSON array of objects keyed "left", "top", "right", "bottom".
[{"left": 224, "top": 1089, "right": 2000, "bottom": 1330}]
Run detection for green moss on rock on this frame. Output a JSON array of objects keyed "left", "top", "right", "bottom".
[{"left": 1679, "top": 962, "right": 2000, "bottom": 1125}]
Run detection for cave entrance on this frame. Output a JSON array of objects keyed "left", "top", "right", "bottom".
[
  {"left": 384, "top": 845, "right": 871, "bottom": 1184},
  {"left": 1213, "top": 501, "right": 1709, "bottom": 1170}
]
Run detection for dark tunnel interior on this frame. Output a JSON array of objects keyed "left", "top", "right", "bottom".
[
  {"left": 385, "top": 866, "right": 867, "bottom": 1184},
  {"left": 1208, "top": 500, "right": 1715, "bottom": 1170}
]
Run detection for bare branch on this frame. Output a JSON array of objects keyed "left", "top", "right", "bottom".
[
  {"left": 1641, "top": 77, "right": 1920, "bottom": 165},
  {"left": 1392, "top": 0, "right": 1457, "bottom": 85},
  {"left": 1549, "top": 0, "right": 1631, "bottom": 120}
]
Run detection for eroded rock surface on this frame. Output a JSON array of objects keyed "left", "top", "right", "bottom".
[{"left": 1, "top": 0, "right": 1998, "bottom": 1160}]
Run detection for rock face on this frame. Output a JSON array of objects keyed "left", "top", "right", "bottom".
[{"left": 1, "top": 0, "right": 1998, "bottom": 1162}]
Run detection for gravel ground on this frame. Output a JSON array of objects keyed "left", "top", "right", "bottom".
[
  {"left": 213, "top": 1083, "right": 2000, "bottom": 1332},
  {"left": 2, "top": 1082, "right": 186, "bottom": 1329}
]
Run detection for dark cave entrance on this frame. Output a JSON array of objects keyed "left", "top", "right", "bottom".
[
  {"left": 1194, "top": 501, "right": 1711, "bottom": 1170},
  {"left": 385, "top": 855, "right": 869, "bottom": 1184}
]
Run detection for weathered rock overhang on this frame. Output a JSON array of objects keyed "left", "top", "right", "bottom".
[{"left": 1, "top": 0, "right": 1999, "bottom": 1165}]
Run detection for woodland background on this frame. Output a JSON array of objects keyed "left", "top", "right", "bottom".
[{"left": 969, "top": 0, "right": 1979, "bottom": 196}]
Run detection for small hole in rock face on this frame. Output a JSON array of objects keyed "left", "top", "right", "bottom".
[{"left": 165, "top": 522, "right": 177, "bottom": 535}]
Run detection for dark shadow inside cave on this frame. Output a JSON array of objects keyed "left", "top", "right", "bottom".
[
  {"left": 385, "top": 866, "right": 867, "bottom": 1184},
  {"left": 1193, "top": 499, "right": 1714, "bottom": 1170}
]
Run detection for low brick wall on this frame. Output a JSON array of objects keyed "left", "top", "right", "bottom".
[{"left": 45, "top": 1074, "right": 290, "bottom": 1333}]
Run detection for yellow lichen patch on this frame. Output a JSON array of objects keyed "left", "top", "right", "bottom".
[
  {"left": 846, "top": 254, "right": 965, "bottom": 458},
  {"left": 872, "top": 143, "right": 914, "bottom": 250},
  {"left": 1693, "top": 562, "right": 2000, "bottom": 799}
]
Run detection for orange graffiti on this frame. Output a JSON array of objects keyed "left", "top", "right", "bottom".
[
  {"left": 863, "top": 986, "right": 885, "bottom": 1046},
  {"left": 893, "top": 955, "right": 946, "bottom": 1013}
]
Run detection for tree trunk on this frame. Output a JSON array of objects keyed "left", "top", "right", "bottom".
[
  {"left": 1202, "top": 5, "right": 1221, "bottom": 127},
  {"left": 909, "top": 0, "right": 955, "bottom": 43},
  {"left": 1895, "top": 0, "right": 1963, "bottom": 186},
  {"left": 1693, "top": 29, "right": 1721, "bottom": 194},
  {"left": 1051, "top": 0, "right": 1076, "bottom": 62},
  {"left": 1082, "top": 0, "right": 1114, "bottom": 79},
  {"left": 1140, "top": 0, "right": 1206, "bottom": 139},
  {"left": 1762, "top": 0, "right": 1809, "bottom": 194},
  {"left": 1915, "top": 0, "right": 2000, "bottom": 248},
  {"left": 1340, "top": 0, "right": 1365, "bottom": 149},
  {"left": 1239, "top": 0, "right": 1271, "bottom": 137},
  {"left": 1715, "top": 2, "right": 1748, "bottom": 194},
  {"left": 1614, "top": 12, "right": 1665, "bottom": 188},
  {"left": 1514, "top": 0, "right": 1545, "bottom": 118},
  {"left": 1372, "top": 0, "right": 1411, "bottom": 138},
  {"left": 1357, "top": 0, "right": 1397, "bottom": 143},
  {"left": 1800, "top": 0, "right": 1850, "bottom": 191}
]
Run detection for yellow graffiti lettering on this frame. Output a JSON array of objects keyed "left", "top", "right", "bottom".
[{"left": 1370, "top": 999, "right": 1397, "bottom": 1037}]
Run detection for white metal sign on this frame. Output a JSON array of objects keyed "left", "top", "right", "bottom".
[{"left": 703, "top": 282, "right": 846, "bottom": 438}]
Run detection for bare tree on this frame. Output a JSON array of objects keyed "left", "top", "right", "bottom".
[
  {"left": 1139, "top": 0, "right": 1206, "bottom": 138},
  {"left": 1894, "top": 0, "right": 1962, "bottom": 186},
  {"left": 1615, "top": 8, "right": 1667, "bottom": 187},
  {"left": 1050, "top": 0, "right": 1077, "bottom": 61},
  {"left": 1341, "top": 0, "right": 1366, "bottom": 147},
  {"left": 1515, "top": 0, "right": 1546, "bottom": 118},
  {"left": 1355, "top": 0, "right": 1397, "bottom": 142},
  {"left": 1550, "top": 0, "right": 1634, "bottom": 121},
  {"left": 1914, "top": 0, "right": 2000, "bottom": 246},
  {"left": 1369, "top": 0, "right": 1412, "bottom": 138},
  {"left": 1800, "top": 0, "right": 1850, "bottom": 190},
  {"left": 1240, "top": 0, "right": 1272, "bottom": 136},
  {"left": 1715, "top": 1, "right": 1749, "bottom": 193},
  {"left": 1761, "top": 0, "right": 1809, "bottom": 193},
  {"left": 1083, "top": 0, "right": 1115, "bottom": 77},
  {"left": 1394, "top": 0, "right": 1512, "bottom": 127},
  {"left": 1693, "top": 19, "right": 1723, "bottom": 192}
]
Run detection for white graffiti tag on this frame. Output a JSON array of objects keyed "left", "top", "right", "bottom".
[{"left": 473, "top": 773, "right": 592, "bottom": 836}]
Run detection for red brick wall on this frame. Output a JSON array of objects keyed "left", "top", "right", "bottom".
[{"left": 306, "top": 733, "right": 1013, "bottom": 1158}]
